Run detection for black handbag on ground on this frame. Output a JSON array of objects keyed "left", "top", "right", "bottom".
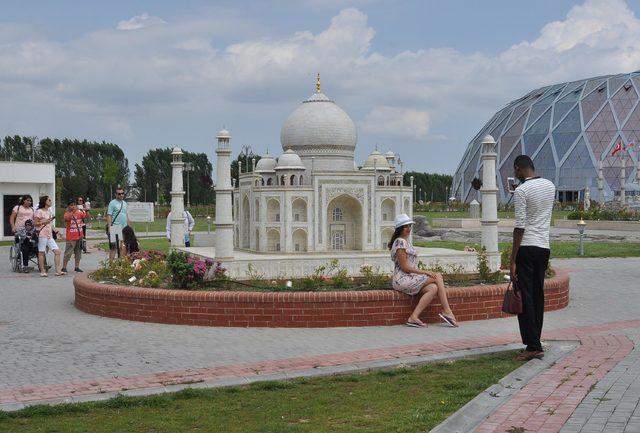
[{"left": 502, "top": 279, "right": 523, "bottom": 315}]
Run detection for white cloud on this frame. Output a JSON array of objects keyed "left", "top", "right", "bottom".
[
  {"left": 117, "top": 13, "right": 166, "bottom": 31},
  {"left": 1, "top": 0, "right": 640, "bottom": 173},
  {"left": 361, "top": 106, "right": 429, "bottom": 139}
]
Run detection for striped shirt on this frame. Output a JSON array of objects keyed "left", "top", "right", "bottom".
[{"left": 514, "top": 177, "right": 556, "bottom": 249}]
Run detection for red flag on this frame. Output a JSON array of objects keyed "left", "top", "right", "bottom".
[{"left": 611, "top": 138, "right": 623, "bottom": 156}]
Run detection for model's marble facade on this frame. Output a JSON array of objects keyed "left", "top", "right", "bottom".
[{"left": 224, "top": 79, "right": 412, "bottom": 255}]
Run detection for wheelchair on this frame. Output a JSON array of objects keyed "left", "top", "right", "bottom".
[{"left": 9, "top": 233, "right": 40, "bottom": 273}]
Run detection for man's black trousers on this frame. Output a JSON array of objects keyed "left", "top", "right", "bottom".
[{"left": 516, "top": 245, "right": 550, "bottom": 352}]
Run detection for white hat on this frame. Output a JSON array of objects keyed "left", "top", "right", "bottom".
[{"left": 394, "top": 213, "right": 414, "bottom": 229}]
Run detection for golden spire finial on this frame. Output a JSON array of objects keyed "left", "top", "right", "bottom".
[{"left": 316, "top": 73, "right": 321, "bottom": 93}]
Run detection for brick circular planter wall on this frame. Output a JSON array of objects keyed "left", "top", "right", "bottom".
[{"left": 74, "top": 270, "right": 569, "bottom": 328}]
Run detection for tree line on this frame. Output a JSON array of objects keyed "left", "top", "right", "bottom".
[
  {"left": 1, "top": 135, "right": 452, "bottom": 207},
  {"left": 403, "top": 171, "right": 453, "bottom": 202}
]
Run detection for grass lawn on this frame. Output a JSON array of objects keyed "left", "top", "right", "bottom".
[
  {"left": 98, "top": 237, "right": 170, "bottom": 253},
  {"left": 414, "top": 210, "right": 572, "bottom": 225},
  {"left": 0, "top": 351, "right": 521, "bottom": 433},
  {"left": 417, "top": 240, "right": 640, "bottom": 259}
]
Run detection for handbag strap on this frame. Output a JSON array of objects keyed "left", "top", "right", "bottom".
[
  {"left": 72, "top": 213, "right": 83, "bottom": 238},
  {"left": 110, "top": 201, "right": 123, "bottom": 226}
]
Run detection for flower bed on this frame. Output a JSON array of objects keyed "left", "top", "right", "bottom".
[{"left": 74, "top": 269, "right": 570, "bottom": 328}]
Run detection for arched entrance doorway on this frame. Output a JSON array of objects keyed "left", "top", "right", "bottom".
[
  {"left": 326, "top": 194, "right": 362, "bottom": 250},
  {"left": 242, "top": 195, "right": 250, "bottom": 248}
]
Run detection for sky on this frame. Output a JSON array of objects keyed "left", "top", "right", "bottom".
[{"left": 1, "top": 0, "right": 640, "bottom": 175}]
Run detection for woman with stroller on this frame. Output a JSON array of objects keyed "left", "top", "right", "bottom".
[
  {"left": 9, "top": 195, "right": 36, "bottom": 270},
  {"left": 35, "top": 195, "right": 64, "bottom": 277}
]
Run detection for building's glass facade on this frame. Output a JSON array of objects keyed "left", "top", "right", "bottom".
[{"left": 452, "top": 71, "right": 640, "bottom": 203}]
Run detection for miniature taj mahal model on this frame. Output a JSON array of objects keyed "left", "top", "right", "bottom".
[
  {"left": 172, "top": 76, "right": 501, "bottom": 278},
  {"left": 231, "top": 76, "right": 412, "bottom": 254}
]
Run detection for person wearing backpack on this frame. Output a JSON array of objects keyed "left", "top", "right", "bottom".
[
  {"left": 62, "top": 198, "right": 87, "bottom": 273},
  {"left": 106, "top": 187, "right": 130, "bottom": 260}
]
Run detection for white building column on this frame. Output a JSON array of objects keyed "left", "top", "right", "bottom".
[
  {"left": 170, "top": 148, "right": 185, "bottom": 249},
  {"left": 215, "top": 129, "right": 235, "bottom": 260},
  {"left": 480, "top": 135, "right": 499, "bottom": 260}
]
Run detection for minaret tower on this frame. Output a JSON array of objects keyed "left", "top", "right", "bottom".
[
  {"left": 170, "top": 147, "right": 185, "bottom": 248},
  {"left": 214, "top": 128, "right": 234, "bottom": 260}
]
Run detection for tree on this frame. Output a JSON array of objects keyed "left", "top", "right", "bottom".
[
  {"left": 103, "top": 157, "right": 119, "bottom": 200},
  {"left": 231, "top": 152, "right": 261, "bottom": 187},
  {"left": 134, "top": 148, "right": 215, "bottom": 206},
  {"left": 403, "top": 171, "right": 453, "bottom": 202},
  {"left": 1, "top": 135, "right": 130, "bottom": 205}
]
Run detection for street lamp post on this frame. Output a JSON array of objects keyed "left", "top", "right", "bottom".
[
  {"left": 156, "top": 182, "right": 160, "bottom": 219},
  {"left": 577, "top": 219, "right": 587, "bottom": 256},
  {"left": 25, "top": 136, "right": 38, "bottom": 162},
  {"left": 184, "top": 162, "right": 194, "bottom": 208}
]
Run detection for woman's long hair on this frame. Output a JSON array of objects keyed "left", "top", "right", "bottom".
[
  {"left": 38, "top": 195, "right": 49, "bottom": 210},
  {"left": 387, "top": 225, "right": 406, "bottom": 250},
  {"left": 19, "top": 194, "right": 33, "bottom": 207}
]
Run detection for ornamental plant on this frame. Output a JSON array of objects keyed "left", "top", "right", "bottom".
[
  {"left": 166, "top": 251, "right": 224, "bottom": 289},
  {"left": 92, "top": 250, "right": 170, "bottom": 288}
]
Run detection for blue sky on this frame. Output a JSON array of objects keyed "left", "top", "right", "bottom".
[{"left": 1, "top": 0, "right": 640, "bottom": 174}]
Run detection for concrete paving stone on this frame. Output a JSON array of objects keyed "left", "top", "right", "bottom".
[{"left": 2, "top": 247, "right": 640, "bottom": 432}]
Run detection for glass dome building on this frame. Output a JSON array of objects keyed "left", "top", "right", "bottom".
[{"left": 452, "top": 71, "right": 640, "bottom": 203}]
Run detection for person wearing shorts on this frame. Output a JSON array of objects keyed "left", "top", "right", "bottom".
[
  {"left": 35, "top": 195, "right": 63, "bottom": 277},
  {"left": 106, "top": 187, "right": 129, "bottom": 260},
  {"left": 62, "top": 198, "right": 87, "bottom": 273}
]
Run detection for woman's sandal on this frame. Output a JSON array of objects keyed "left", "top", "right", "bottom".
[
  {"left": 40, "top": 273, "right": 48, "bottom": 277},
  {"left": 405, "top": 319, "right": 427, "bottom": 328},
  {"left": 55, "top": 271, "right": 66, "bottom": 277},
  {"left": 438, "top": 313, "right": 459, "bottom": 327}
]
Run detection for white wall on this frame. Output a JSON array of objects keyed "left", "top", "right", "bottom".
[{"left": 1, "top": 162, "right": 56, "bottom": 240}]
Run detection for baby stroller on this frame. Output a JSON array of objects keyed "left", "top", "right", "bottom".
[{"left": 9, "top": 225, "right": 41, "bottom": 273}]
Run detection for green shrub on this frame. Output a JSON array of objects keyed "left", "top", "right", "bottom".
[
  {"left": 567, "top": 208, "right": 639, "bottom": 221},
  {"left": 360, "top": 265, "right": 391, "bottom": 288}
]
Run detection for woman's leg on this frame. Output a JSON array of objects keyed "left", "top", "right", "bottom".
[
  {"left": 433, "top": 273, "right": 455, "bottom": 319},
  {"left": 54, "top": 249, "right": 62, "bottom": 273},
  {"left": 38, "top": 252, "right": 47, "bottom": 275},
  {"left": 408, "top": 282, "right": 438, "bottom": 323}
]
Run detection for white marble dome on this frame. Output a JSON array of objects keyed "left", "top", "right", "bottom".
[
  {"left": 362, "top": 150, "right": 391, "bottom": 171},
  {"left": 280, "top": 91, "right": 357, "bottom": 157},
  {"left": 255, "top": 153, "right": 276, "bottom": 173},
  {"left": 275, "top": 149, "right": 306, "bottom": 170}
]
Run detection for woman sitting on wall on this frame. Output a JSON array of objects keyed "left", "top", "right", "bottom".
[{"left": 389, "top": 214, "right": 458, "bottom": 328}]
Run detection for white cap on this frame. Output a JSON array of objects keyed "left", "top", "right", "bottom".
[{"left": 394, "top": 213, "right": 414, "bottom": 229}]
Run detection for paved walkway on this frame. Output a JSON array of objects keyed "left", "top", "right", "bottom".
[{"left": 1, "top": 244, "right": 639, "bottom": 432}]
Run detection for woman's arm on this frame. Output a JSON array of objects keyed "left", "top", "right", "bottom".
[
  {"left": 396, "top": 249, "right": 439, "bottom": 278},
  {"left": 9, "top": 209, "right": 17, "bottom": 232}
]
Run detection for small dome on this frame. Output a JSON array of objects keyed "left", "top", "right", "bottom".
[
  {"left": 386, "top": 150, "right": 395, "bottom": 158},
  {"left": 217, "top": 128, "right": 230, "bottom": 139},
  {"left": 255, "top": 153, "right": 276, "bottom": 173},
  {"left": 362, "top": 150, "right": 391, "bottom": 171},
  {"left": 275, "top": 149, "right": 306, "bottom": 170}
]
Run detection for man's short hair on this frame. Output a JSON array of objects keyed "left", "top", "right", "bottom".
[
  {"left": 68, "top": 198, "right": 76, "bottom": 205},
  {"left": 514, "top": 155, "right": 535, "bottom": 171}
]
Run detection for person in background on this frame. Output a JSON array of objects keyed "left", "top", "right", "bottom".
[
  {"left": 121, "top": 225, "right": 140, "bottom": 255},
  {"left": 106, "top": 187, "right": 129, "bottom": 260},
  {"left": 76, "top": 196, "right": 90, "bottom": 253},
  {"left": 35, "top": 195, "right": 63, "bottom": 277},
  {"left": 62, "top": 198, "right": 87, "bottom": 273},
  {"left": 510, "top": 155, "right": 556, "bottom": 361},
  {"left": 165, "top": 209, "right": 195, "bottom": 247},
  {"left": 15, "top": 219, "right": 37, "bottom": 272},
  {"left": 389, "top": 213, "right": 458, "bottom": 328}
]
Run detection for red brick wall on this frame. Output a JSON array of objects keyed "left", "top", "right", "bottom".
[{"left": 74, "top": 270, "right": 570, "bottom": 328}]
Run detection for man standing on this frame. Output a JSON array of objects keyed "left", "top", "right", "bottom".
[
  {"left": 165, "top": 209, "right": 195, "bottom": 246},
  {"left": 106, "top": 187, "right": 129, "bottom": 260},
  {"left": 62, "top": 199, "right": 87, "bottom": 273},
  {"left": 510, "top": 155, "right": 556, "bottom": 361}
]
